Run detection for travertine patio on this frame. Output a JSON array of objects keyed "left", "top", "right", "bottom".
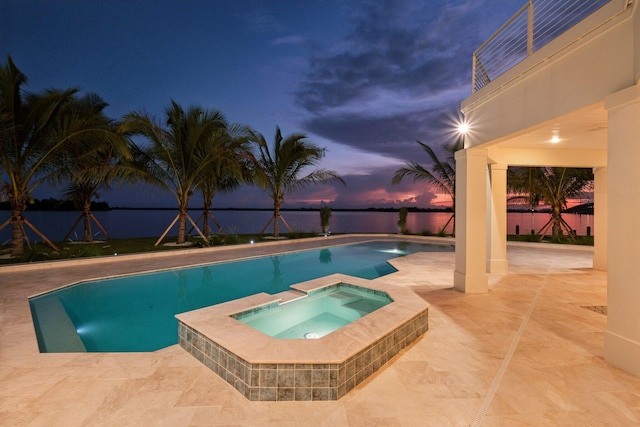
[{"left": 1, "top": 235, "right": 639, "bottom": 426}]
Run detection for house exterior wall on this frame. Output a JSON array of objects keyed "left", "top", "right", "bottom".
[
  {"left": 635, "top": 3, "right": 640, "bottom": 82},
  {"left": 456, "top": 1, "right": 640, "bottom": 376},
  {"left": 604, "top": 81, "right": 640, "bottom": 376}
]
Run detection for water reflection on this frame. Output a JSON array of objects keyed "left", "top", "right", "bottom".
[
  {"left": 319, "top": 248, "right": 332, "bottom": 264},
  {"left": 269, "top": 255, "right": 285, "bottom": 292}
]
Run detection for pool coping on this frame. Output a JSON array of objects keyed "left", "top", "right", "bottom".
[
  {"left": 18, "top": 235, "right": 455, "bottom": 300},
  {"left": 175, "top": 273, "right": 429, "bottom": 401},
  {"left": 4, "top": 234, "right": 453, "bottom": 273}
]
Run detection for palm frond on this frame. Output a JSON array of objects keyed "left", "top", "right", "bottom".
[{"left": 392, "top": 139, "right": 459, "bottom": 200}]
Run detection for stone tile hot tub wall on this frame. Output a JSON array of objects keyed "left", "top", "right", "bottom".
[{"left": 176, "top": 274, "right": 429, "bottom": 401}]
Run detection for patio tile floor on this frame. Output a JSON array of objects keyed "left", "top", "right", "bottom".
[{"left": 1, "top": 235, "right": 639, "bottom": 426}]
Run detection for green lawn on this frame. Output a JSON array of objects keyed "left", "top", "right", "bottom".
[
  {"left": 507, "top": 234, "right": 594, "bottom": 245},
  {"left": 0, "top": 231, "right": 593, "bottom": 265},
  {"left": 0, "top": 232, "right": 320, "bottom": 265}
]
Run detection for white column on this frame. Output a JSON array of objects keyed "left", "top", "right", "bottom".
[
  {"left": 454, "top": 148, "right": 489, "bottom": 293},
  {"left": 604, "top": 82, "right": 640, "bottom": 376},
  {"left": 488, "top": 163, "right": 508, "bottom": 274},
  {"left": 593, "top": 167, "right": 607, "bottom": 271}
]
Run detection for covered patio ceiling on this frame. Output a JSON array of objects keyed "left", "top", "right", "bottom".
[
  {"left": 472, "top": 102, "right": 608, "bottom": 168},
  {"left": 484, "top": 102, "right": 608, "bottom": 152}
]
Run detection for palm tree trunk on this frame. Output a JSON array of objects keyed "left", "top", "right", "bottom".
[
  {"left": 176, "top": 192, "right": 191, "bottom": 244},
  {"left": 201, "top": 192, "right": 213, "bottom": 237},
  {"left": 83, "top": 202, "right": 93, "bottom": 242},
  {"left": 10, "top": 210, "right": 25, "bottom": 257},
  {"left": 273, "top": 201, "right": 281, "bottom": 238},
  {"left": 7, "top": 192, "right": 27, "bottom": 256},
  {"left": 202, "top": 208, "right": 210, "bottom": 237},
  {"left": 551, "top": 205, "right": 563, "bottom": 241},
  {"left": 177, "top": 209, "right": 187, "bottom": 244}
]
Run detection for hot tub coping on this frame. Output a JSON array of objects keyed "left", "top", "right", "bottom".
[
  {"left": 176, "top": 273, "right": 429, "bottom": 401},
  {"left": 176, "top": 273, "right": 427, "bottom": 363}
]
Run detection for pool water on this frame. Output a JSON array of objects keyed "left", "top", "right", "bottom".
[
  {"left": 232, "top": 284, "right": 392, "bottom": 339},
  {"left": 29, "top": 240, "right": 451, "bottom": 352}
]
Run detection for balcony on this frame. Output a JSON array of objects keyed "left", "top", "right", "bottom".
[{"left": 472, "top": 0, "right": 627, "bottom": 93}]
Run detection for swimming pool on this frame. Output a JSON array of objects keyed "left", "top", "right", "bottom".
[{"left": 29, "top": 240, "right": 452, "bottom": 352}]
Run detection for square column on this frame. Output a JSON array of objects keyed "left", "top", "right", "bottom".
[
  {"left": 604, "top": 82, "right": 640, "bottom": 376},
  {"left": 593, "top": 167, "right": 607, "bottom": 271},
  {"left": 488, "top": 163, "right": 509, "bottom": 274},
  {"left": 454, "top": 148, "right": 489, "bottom": 293}
]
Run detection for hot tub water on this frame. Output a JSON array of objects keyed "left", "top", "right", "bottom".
[{"left": 232, "top": 285, "right": 392, "bottom": 339}]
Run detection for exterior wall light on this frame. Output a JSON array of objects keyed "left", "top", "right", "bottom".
[{"left": 457, "top": 121, "right": 470, "bottom": 135}]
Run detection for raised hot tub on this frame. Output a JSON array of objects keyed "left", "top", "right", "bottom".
[{"left": 176, "top": 273, "right": 429, "bottom": 401}]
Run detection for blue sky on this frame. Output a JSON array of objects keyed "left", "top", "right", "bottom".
[{"left": 2, "top": 0, "right": 522, "bottom": 209}]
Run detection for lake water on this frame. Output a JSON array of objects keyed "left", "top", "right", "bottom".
[{"left": 0, "top": 209, "right": 594, "bottom": 243}]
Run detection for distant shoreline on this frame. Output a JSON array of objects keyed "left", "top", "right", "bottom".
[
  {"left": 0, "top": 201, "right": 593, "bottom": 215},
  {"left": 108, "top": 206, "right": 454, "bottom": 213}
]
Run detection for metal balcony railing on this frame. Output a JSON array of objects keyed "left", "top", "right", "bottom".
[{"left": 472, "top": 0, "right": 618, "bottom": 92}]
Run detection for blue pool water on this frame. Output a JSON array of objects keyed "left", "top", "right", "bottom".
[{"left": 29, "top": 240, "right": 452, "bottom": 352}]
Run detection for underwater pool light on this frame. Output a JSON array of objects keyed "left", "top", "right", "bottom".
[{"left": 378, "top": 248, "right": 408, "bottom": 255}]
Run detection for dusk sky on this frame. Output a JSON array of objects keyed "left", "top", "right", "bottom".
[{"left": 2, "top": 0, "right": 522, "bottom": 209}]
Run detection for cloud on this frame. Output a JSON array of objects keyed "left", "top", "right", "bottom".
[
  {"left": 293, "top": 0, "right": 519, "bottom": 162},
  {"left": 331, "top": 172, "right": 440, "bottom": 209},
  {"left": 279, "top": 165, "right": 444, "bottom": 209},
  {"left": 295, "top": 1, "right": 475, "bottom": 113},
  {"left": 304, "top": 107, "right": 457, "bottom": 161}
]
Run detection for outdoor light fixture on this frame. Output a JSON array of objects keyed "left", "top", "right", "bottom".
[
  {"left": 457, "top": 121, "right": 470, "bottom": 135},
  {"left": 551, "top": 130, "right": 560, "bottom": 143}
]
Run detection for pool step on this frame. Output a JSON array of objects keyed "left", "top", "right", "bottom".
[
  {"left": 328, "top": 290, "right": 362, "bottom": 306},
  {"left": 30, "top": 298, "right": 86, "bottom": 353},
  {"left": 343, "top": 299, "right": 382, "bottom": 315}
]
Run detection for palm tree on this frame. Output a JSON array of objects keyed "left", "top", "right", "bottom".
[
  {"left": 319, "top": 205, "right": 332, "bottom": 234},
  {"left": 47, "top": 95, "right": 137, "bottom": 243},
  {"left": 0, "top": 55, "right": 126, "bottom": 256},
  {"left": 391, "top": 137, "right": 462, "bottom": 235},
  {"left": 59, "top": 139, "right": 137, "bottom": 243},
  {"left": 60, "top": 182, "right": 111, "bottom": 242},
  {"left": 255, "top": 126, "right": 345, "bottom": 238},
  {"left": 120, "top": 101, "right": 228, "bottom": 245},
  {"left": 508, "top": 167, "right": 593, "bottom": 241},
  {"left": 194, "top": 123, "right": 257, "bottom": 236}
]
